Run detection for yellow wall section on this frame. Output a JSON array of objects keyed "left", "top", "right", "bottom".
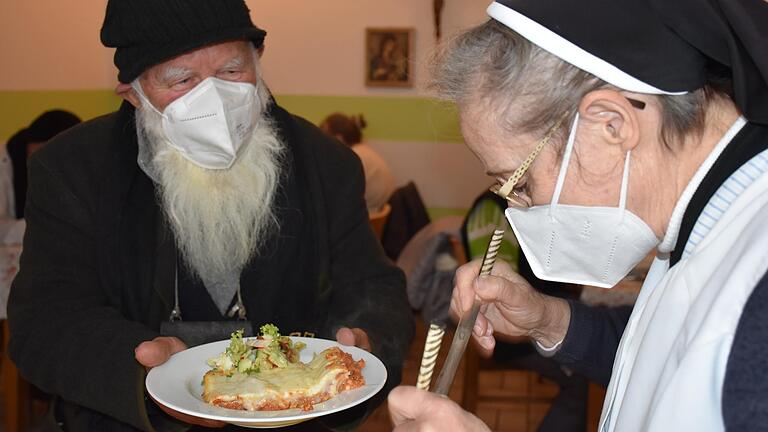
[
  {"left": 0, "top": 90, "right": 476, "bottom": 215},
  {"left": 276, "top": 95, "right": 462, "bottom": 143},
  {"left": 0, "top": 92, "right": 462, "bottom": 144},
  {"left": 0, "top": 90, "right": 121, "bottom": 140},
  {"left": 427, "top": 207, "right": 468, "bottom": 221}
]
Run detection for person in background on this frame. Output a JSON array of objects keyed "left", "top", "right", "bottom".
[
  {"left": 5, "top": 109, "right": 81, "bottom": 218},
  {"left": 390, "top": 0, "right": 768, "bottom": 431},
  {"left": 7, "top": 1, "right": 413, "bottom": 431},
  {"left": 320, "top": 113, "right": 396, "bottom": 213},
  {"left": 0, "top": 144, "right": 13, "bottom": 220}
]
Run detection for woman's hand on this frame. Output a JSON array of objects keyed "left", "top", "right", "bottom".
[
  {"left": 389, "top": 386, "right": 490, "bottom": 431},
  {"left": 450, "top": 259, "right": 571, "bottom": 356}
]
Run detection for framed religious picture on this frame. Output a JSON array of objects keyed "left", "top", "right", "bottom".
[{"left": 365, "top": 28, "right": 414, "bottom": 88}]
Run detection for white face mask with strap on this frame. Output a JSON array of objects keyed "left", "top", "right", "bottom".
[
  {"left": 132, "top": 77, "right": 259, "bottom": 170},
  {"left": 505, "top": 113, "right": 659, "bottom": 288}
]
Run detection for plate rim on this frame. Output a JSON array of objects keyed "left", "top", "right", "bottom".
[{"left": 145, "top": 336, "right": 387, "bottom": 425}]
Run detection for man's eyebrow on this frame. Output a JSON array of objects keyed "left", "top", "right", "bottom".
[
  {"left": 221, "top": 56, "right": 245, "bottom": 69},
  {"left": 158, "top": 66, "right": 191, "bottom": 83}
]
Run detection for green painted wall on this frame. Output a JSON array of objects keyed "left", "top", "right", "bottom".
[
  {"left": 0, "top": 91, "right": 462, "bottom": 144},
  {"left": 426, "top": 207, "right": 467, "bottom": 221},
  {"left": 0, "top": 90, "right": 122, "bottom": 141},
  {"left": 0, "top": 89, "right": 471, "bottom": 219},
  {"left": 276, "top": 95, "right": 463, "bottom": 143}
]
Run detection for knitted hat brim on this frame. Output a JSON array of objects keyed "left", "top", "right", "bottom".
[{"left": 115, "top": 26, "right": 266, "bottom": 83}]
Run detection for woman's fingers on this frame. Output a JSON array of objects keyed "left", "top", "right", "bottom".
[
  {"left": 452, "top": 259, "right": 522, "bottom": 317},
  {"left": 389, "top": 385, "right": 492, "bottom": 431},
  {"left": 472, "top": 318, "right": 496, "bottom": 356},
  {"left": 453, "top": 260, "right": 483, "bottom": 313}
]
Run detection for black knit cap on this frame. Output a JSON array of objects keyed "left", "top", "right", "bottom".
[{"left": 100, "top": 0, "right": 267, "bottom": 84}]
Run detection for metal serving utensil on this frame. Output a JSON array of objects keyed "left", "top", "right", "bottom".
[{"left": 432, "top": 229, "right": 505, "bottom": 396}]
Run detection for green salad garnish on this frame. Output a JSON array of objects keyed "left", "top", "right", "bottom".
[{"left": 206, "top": 324, "right": 305, "bottom": 375}]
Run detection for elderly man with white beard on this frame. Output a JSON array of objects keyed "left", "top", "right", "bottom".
[{"left": 6, "top": 1, "right": 413, "bottom": 431}]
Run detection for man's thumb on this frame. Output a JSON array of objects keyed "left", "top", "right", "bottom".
[{"left": 135, "top": 336, "right": 186, "bottom": 368}]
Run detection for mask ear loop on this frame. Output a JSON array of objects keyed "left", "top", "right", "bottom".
[
  {"left": 548, "top": 113, "right": 633, "bottom": 219},
  {"left": 617, "top": 150, "right": 632, "bottom": 222},
  {"left": 130, "top": 81, "right": 163, "bottom": 116},
  {"left": 548, "top": 113, "right": 580, "bottom": 216}
]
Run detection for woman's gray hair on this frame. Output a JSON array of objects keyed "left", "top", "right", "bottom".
[{"left": 432, "top": 20, "right": 717, "bottom": 151}]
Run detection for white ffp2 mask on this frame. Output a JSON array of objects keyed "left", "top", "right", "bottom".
[
  {"left": 505, "top": 114, "right": 659, "bottom": 288},
  {"left": 133, "top": 77, "right": 258, "bottom": 169}
]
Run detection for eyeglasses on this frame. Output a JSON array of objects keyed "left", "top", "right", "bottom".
[
  {"left": 490, "top": 97, "right": 645, "bottom": 208},
  {"left": 490, "top": 113, "right": 569, "bottom": 208}
]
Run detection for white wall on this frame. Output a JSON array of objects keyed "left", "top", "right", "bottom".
[
  {"left": 368, "top": 139, "right": 489, "bottom": 209},
  {"left": 255, "top": 0, "right": 490, "bottom": 96},
  {"left": 0, "top": 0, "right": 495, "bottom": 210},
  {"left": 0, "top": 0, "right": 115, "bottom": 90},
  {"left": 252, "top": 0, "right": 494, "bottom": 209},
  {"left": 0, "top": 0, "right": 490, "bottom": 94}
]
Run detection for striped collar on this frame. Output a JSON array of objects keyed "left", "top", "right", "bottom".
[{"left": 682, "top": 148, "right": 768, "bottom": 258}]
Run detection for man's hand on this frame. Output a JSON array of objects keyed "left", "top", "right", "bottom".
[
  {"left": 135, "top": 336, "right": 187, "bottom": 368},
  {"left": 450, "top": 259, "right": 571, "bottom": 357},
  {"left": 335, "top": 327, "right": 372, "bottom": 352},
  {"left": 135, "top": 336, "right": 226, "bottom": 428},
  {"left": 388, "top": 386, "right": 490, "bottom": 431}
]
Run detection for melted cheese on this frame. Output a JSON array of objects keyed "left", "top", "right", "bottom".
[{"left": 202, "top": 347, "right": 364, "bottom": 411}]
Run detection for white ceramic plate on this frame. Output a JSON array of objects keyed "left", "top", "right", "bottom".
[{"left": 146, "top": 337, "right": 387, "bottom": 429}]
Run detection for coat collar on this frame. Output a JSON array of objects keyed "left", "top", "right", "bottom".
[{"left": 658, "top": 117, "right": 747, "bottom": 255}]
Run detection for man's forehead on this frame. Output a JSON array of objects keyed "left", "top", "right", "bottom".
[{"left": 148, "top": 40, "right": 252, "bottom": 76}]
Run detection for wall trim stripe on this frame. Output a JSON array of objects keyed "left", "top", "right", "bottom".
[
  {"left": 427, "top": 207, "right": 468, "bottom": 221},
  {"left": 0, "top": 91, "right": 463, "bottom": 144},
  {"left": 275, "top": 95, "right": 463, "bottom": 143},
  {"left": 0, "top": 90, "right": 122, "bottom": 141}
]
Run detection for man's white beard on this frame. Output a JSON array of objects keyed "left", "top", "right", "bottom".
[{"left": 135, "top": 82, "right": 283, "bottom": 312}]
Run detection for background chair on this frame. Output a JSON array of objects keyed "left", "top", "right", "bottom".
[
  {"left": 368, "top": 203, "right": 391, "bottom": 241},
  {"left": 381, "top": 182, "right": 430, "bottom": 260}
]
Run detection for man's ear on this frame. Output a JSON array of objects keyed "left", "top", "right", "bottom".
[
  {"left": 116, "top": 82, "right": 140, "bottom": 108},
  {"left": 257, "top": 43, "right": 265, "bottom": 58},
  {"left": 578, "top": 89, "right": 640, "bottom": 152}
]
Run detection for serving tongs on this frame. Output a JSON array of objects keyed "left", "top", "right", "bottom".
[{"left": 431, "top": 229, "right": 505, "bottom": 396}]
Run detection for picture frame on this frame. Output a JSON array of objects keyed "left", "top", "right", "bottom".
[{"left": 365, "top": 27, "right": 414, "bottom": 88}]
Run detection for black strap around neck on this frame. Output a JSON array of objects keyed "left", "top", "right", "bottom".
[{"left": 670, "top": 122, "right": 768, "bottom": 266}]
